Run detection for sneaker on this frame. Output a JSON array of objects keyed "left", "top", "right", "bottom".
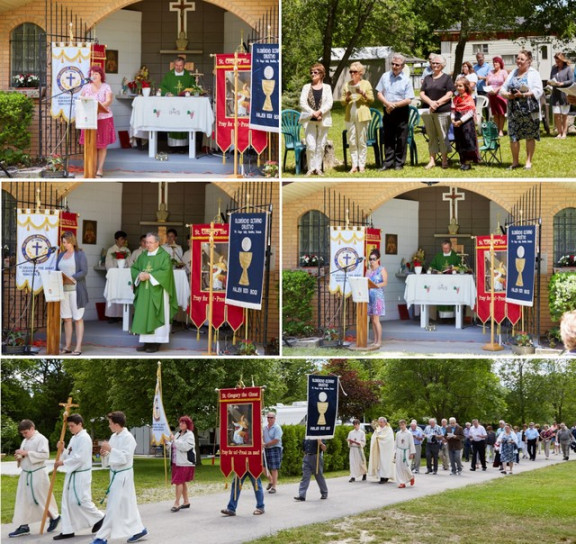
[
  {"left": 320, "top": 494, "right": 328, "bottom": 499},
  {"left": 293, "top": 496, "right": 305, "bottom": 502},
  {"left": 9, "top": 526, "right": 30, "bottom": 538},
  {"left": 48, "top": 517, "right": 61, "bottom": 533},
  {"left": 220, "top": 509, "right": 236, "bottom": 516},
  {"left": 91, "top": 539, "right": 107, "bottom": 544},
  {"left": 127, "top": 529, "right": 148, "bottom": 543}
]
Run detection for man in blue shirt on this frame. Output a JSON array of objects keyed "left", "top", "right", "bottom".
[
  {"left": 294, "top": 439, "right": 328, "bottom": 501},
  {"left": 524, "top": 422, "right": 540, "bottom": 461},
  {"left": 473, "top": 52, "right": 492, "bottom": 96},
  {"left": 263, "top": 412, "right": 283, "bottom": 494},
  {"left": 376, "top": 53, "right": 415, "bottom": 171},
  {"left": 409, "top": 420, "right": 424, "bottom": 474}
]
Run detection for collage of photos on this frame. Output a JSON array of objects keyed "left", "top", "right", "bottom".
[{"left": 1, "top": 1, "right": 576, "bottom": 543}]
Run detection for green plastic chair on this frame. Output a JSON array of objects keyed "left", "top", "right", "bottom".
[
  {"left": 342, "top": 108, "right": 382, "bottom": 169},
  {"left": 479, "top": 121, "right": 502, "bottom": 165},
  {"left": 407, "top": 105, "right": 421, "bottom": 166},
  {"left": 281, "top": 109, "right": 306, "bottom": 175}
]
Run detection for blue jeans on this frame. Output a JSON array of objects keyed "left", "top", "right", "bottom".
[{"left": 226, "top": 473, "right": 264, "bottom": 513}]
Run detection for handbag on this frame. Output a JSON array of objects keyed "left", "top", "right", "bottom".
[{"left": 186, "top": 447, "right": 196, "bottom": 464}]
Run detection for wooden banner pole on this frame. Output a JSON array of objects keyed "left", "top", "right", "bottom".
[{"left": 483, "top": 234, "right": 503, "bottom": 351}]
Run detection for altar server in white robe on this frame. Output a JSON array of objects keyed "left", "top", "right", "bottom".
[
  {"left": 368, "top": 417, "right": 395, "bottom": 483},
  {"left": 346, "top": 419, "right": 367, "bottom": 482},
  {"left": 91, "top": 411, "right": 147, "bottom": 544},
  {"left": 127, "top": 235, "right": 147, "bottom": 267},
  {"left": 53, "top": 414, "right": 104, "bottom": 540},
  {"left": 9, "top": 420, "right": 60, "bottom": 538},
  {"left": 394, "top": 419, "right": 416, "bottom": 488}
]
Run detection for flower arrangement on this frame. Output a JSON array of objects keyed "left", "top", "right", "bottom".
[
  {"left": 405, "top": 248, "right": 425, "bottom": 271},
  {"left": 12, "top": 74, "right": 40, "bottom": 88},
  {"left": 128, "top": 66, "right": 152, "bottom": 94},
  {"left": 46, "top": 153, "right": 64, "bottom": 172},
  {"left": 557, "top": 254, "right": 575, "bottom": 267},
  {"left": 262, "top": 161, "right": 279, "bottom": 178},
  {"left": 236, "top": 338, "right": 258, "bottom": 355},
  {"left": 300, "top": 254, "right": 325, "bottom": 267},
  {"left": 114, "top": 251, "right": 128, "bottom": 260},
  {"left": 323, "top": 328, "right": 339, "bottom": 341},
  {"left": 513, "top": 332, "right": 533, "bottom": 347}
]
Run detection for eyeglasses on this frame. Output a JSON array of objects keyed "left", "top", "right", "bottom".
[
  {"left": 369, "top": 257, "right": 377, "bottom": 261},
  {"left": 431, "top": 62, "right": 441, "bottom": 65},
  {"left": 349, "top": 70, "right": 358, "bottom": 74},
  {"left": 267, "top": 416, "right": 275, "bottom": 419},
  {"left": 310, "top": 70, "right": 320, "bottom": 75},
  {"left": 391, "top": 63, "right": 402, "bottom": 67}
]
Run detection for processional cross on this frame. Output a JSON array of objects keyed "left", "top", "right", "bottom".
[{"left": 442, "top": 187, "right": 465, "bottom": 222}]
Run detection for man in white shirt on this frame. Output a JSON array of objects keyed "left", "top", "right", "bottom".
[{"left": 469, "top": 418, "right": 488, "bottom": 471}]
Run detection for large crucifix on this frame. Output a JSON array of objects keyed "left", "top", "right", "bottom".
[
  {"left": 442, "top": 187, "right": 465, "bottom": 222},
  {"left": 169, "top": 0, "right": 196, "bottom": 35}
]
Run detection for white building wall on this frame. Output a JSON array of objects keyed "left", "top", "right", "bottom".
[
  {"left": 95, "top": 10, "right": 143, "bottom": 148},
  {"left": 66, "top": 182, "right": 123, "bottom": 321},
  {"left": 370, "top": 198, "right": 419, "bottom": 321}
]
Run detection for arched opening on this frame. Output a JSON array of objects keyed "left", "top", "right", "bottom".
[{"left": 10, "top": 23, "right": 46, "bottom": 86}]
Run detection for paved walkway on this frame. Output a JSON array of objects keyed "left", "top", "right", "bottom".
[{"left": 2, "top": 456, "right": 570, "bottom": 544}]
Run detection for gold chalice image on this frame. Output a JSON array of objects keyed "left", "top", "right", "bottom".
[
  {"left": 262, "top": 79, "right": 275, "bottom": 112},
  {"left": 239, "top": 236, "right": 252, "bottom": 286},
  {"left": 515, "top": 246, "right": 526, "bottom": 287},
  {"left": 317, "top": 391, "right": 329, "bottom": 425}
]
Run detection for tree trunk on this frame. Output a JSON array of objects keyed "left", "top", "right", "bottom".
[
  {"left": 321, "top": 0, "right": 340, "bottom": 86},
  {"left": 452, "top": 18, "right": 470, "bottom": 81}
]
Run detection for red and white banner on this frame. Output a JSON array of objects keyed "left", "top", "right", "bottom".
[
  {"left": 219, "top": 387, "right": 263, "bottom": 480},
  {"left": 475, "top": 235, "right": 521, "bottom": 325},
  {"left": 364, "top": 227, "right": 381, "bottom": 273},
  {"left": 214, "top": 53, "right": 267, "bottom": 154},
  {"left": 58, "top": 211, "right": 79, "bottom": 240},
  {"left": 189, "top": 224, "right": 244, "bottom": 332}
]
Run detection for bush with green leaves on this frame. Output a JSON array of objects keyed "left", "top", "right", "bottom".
[
  {"left": 548, "top": 272, "right": 576, "bottom": 321},
  {"left": 283, "top": 269, "right": 317, "bottom": 337},
  {"left": 0, "top": 91, "right": 34, "bottom": 166},
  {"left": 1, "top": 415, "right": 20, "bottom": 454}
]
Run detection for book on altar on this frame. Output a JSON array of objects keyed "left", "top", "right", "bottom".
[{"left": 39, "top": 271, "right": 65, "bottom": 302}]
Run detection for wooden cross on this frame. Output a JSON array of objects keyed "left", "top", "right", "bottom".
[
  {"left": 169, "top": 0, "right": 196, "bottom": 34},
  {"left": 442, "top": 187, "right": 465, "bottom": 221}
]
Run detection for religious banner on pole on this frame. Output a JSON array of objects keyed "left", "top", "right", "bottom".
[
  {"left": 58, "top": 211, "right": 79, "bottom": 240},
  {"left": 305, "top": 375, "right": 339, "bottom": 440},
  {"left": 50, "top": 44, "right": 91, "bottom": 121},
  {"left": 90, "top": 43, "right": 107, "bottom": 72},
  {"left": 475, "top": 235, "right": 521, "bottom": 325},
  {"left": 506, "top": 225, "right": 538, "bottom": 307},
  {"left": 249, "top": 43, "right": 280, "bottom": 134},
  {"left": 16, "top": 211, "right": 59, "bottom": 293},
  {"left": 151, "top": 362, "right": 171, "bottom": 446},
  {"left": 364, "top": 227, "right": 381, "bottom": 272},
  {"left": 189, "top": 224, "right": 244, "bottom": 333},
  {"left": 214, "top": 53, "right": 267, "bottom": 154},
  {"left": 225, "top": 212, "right": 268, "bottom": 310},
  {"left": 219, "top": 387, "right": 263, "bottom": 480},
  {"left": 329, "top": 227, "right": 366, "bottom": 297}
]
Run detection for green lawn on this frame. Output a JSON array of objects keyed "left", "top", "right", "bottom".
[
  {"left": 282, "top": 102, "right": 575, "bottom": 178},
  {"left": 249, "top": 463, "right": 576, "bottom": 544}
]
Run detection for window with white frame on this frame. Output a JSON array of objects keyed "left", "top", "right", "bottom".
[{"left": 472, "top": 44, "right": 489, "bottom": 54}]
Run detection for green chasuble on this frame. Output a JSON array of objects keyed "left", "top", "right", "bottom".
[
  {"left": 131, "top": 247, "right": 178, "bottom": 335},
  {"left": 160, "top": 70, "right": 198, "bottom": 143},
  {"left": 429, "top": 250, "right": 461, "bottom": 272}
]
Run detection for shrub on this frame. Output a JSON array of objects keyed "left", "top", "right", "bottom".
[
  {"left": 548, "top": 272, "right": 576, "bottom": 321},
  {"left": 0, "top": 91, "right": 34, "bottom": 165},
  {"left": 283, "top": 269, "right": 317, "bottom": 336}
]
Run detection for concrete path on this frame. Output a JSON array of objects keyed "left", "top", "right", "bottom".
[{"left": 2, "top": 456, "right": 570, "bottom": 544}]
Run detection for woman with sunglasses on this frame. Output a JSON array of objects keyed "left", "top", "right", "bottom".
[
  {"left": 419, "top": 55, "right": 455, "bottom": 170},
  {"left": 366, "top": 248, "right": 387, "bottom": 348},
  {"left": 341, "top": 62, "right": 374, "bottom": 173},
  {"left": 548, "top": 53, "right": 573, "bottom": 140},
  {"left": 299, "top": 63, "right": 333, "bottom": 176}
]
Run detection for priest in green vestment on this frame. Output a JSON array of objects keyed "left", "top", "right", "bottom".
[
  {"left": 429, "top": 240, "right": 462, "bottom": 317},
  {"left": 160, "top": 57, "right": 197, "bottom": 148},
  {"left": 131, "top": 233, "right": 178, "bottom": 353}
]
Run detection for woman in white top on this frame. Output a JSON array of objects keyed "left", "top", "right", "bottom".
[
  {"left": 169, "top": 416, "right": 196, "bottom": 512},
  {"left": 299, "top": 63, "right": 333, "bottom": 176}
]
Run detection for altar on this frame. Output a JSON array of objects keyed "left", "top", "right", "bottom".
[
  {"left": 104, "top": 268, "right": 191, "bottom": 331},
  {"left": 130, "top": 96, "right": 214, "bottom": 159},
  {"left": 404, "top": 274, "right": 476, "bottom": 329}
]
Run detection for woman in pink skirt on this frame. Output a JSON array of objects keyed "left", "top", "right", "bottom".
[
  {"left": 79, "top": 65, "right": 116, "bottom": 177},
  {"left": 169, "top": 416, "right": 196, "bottom": 512},
  {"left": 485, "top": 56, "right": 508, "bottom": 136}
]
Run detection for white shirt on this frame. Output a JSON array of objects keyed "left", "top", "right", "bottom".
[{"left": 469, "top": 425, "right": 487, "bottom": 441}]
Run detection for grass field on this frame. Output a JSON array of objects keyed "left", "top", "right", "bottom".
[
  {"left": 250, "top": 463, "right": 576, "bottom": 544},
  {"left": 282, "top": 102, "right": 576, "bottom": 178}
]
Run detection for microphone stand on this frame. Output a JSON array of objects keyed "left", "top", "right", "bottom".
[
  {"left": 2, "top": 247, "right": 57, "bottom": 355},
  {"left": 42, "top": 79, "right": 89, "bottom": 178}
]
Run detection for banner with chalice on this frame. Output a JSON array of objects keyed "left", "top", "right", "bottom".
[
  {"left": 306, "top": 375, "right": 339, "bottom": 440},
  {"left": 249, "top": 43, "right": 279, "bottom": 135}
]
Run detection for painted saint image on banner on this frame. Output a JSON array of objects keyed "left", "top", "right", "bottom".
[
  {"left": 227, "top": 404, "right": 253, "bottom": 447},
  {"left": 225, "top": 72, "right": 251, "bottom": 117},
  {"left": 201, "top": 242, "right": 228, "bottom": 291},
  {"left": 485, "top": 250, "right": 507, "bottom": 292}
]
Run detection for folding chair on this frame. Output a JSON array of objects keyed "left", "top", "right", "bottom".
[
  {"left": 342, "top": 108, "right": 382, "bottom": 169},
  {"left": 407, "top": 105, "right": 421, "bottom": 166},
  {"left": 479, "top": 121, "right": 502, "bottom": 165},
  {"left": 281, "top": 109, "right": 306, "bottom": 175}
]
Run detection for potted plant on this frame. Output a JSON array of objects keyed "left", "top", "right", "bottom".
[
  {"left": 2, "top": 329, "right": 27, "bottom": 355},
  {"left": 115, "top": 251, "right": 128, "bottom": 268},
  {"left": 42, "top": 153, "right": 66, "bottom": 178},
  {"left": 12, "top": 74, "right": 42, "bottom": 98},
  {"left": 546, "top": 328, "right": 561, "bottom": 349},
  {"left": 236, "top": 338, "right": 258, "bottom": 356},
  {"left": 321, "top": 327, "right": 340, "bottom": 347},
  {"left": 510, "top": 332, "right": 536, "bottom": 355},
  {"left": 261, "top": 161, "right": 279, "bottom": 178}
]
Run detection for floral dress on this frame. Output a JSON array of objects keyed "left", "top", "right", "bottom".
[
  {"left": 367, "top": 266, "right": 386, "bottom": 316},
  {"left": 78, "top": 82, "right": 116, "bottom": 148},
  {"left": 506, "top": 72, "right": 540, "bottom": 142},
  {"left": 499, "top": 433, "right": 516, "bottom": 464}
]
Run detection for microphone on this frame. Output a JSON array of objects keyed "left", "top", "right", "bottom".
[
  {"left": 81, "top": 76, "right": 92, "bottom": 85},
  {"left": 356, "top": 256, "right": 365, "bottom": 263},
  {"left": 48, "top": 246, "right": 59, "bottom": 253}
]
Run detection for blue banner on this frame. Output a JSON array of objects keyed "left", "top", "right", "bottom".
[
  {"left": 506, "top": 225, "right": 537, "bottom": 307},
  {"left": 249, "top": 43, "right": 279, "bottom": 133},
  {"left": 225, "top": 212, "right": 268, "bottom": 310},
  {"left": 306, "top": 375, "right": 339, "bottom": 439}
]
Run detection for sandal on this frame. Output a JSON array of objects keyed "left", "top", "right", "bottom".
[
  {"left": 72, "top": 350, "right": 82, "bottom": 356},
  {"left": 253, "top": 508, "right": 265, "bottom": 515},
  {"left": 96, "top": 172, "right": 103, "bottom": 177},
  {"left": 60, "top": 348, "right": 72, "bottom": 354},
  {"left": 170, "top": 506, "right": 180, "bottom": 512}
]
